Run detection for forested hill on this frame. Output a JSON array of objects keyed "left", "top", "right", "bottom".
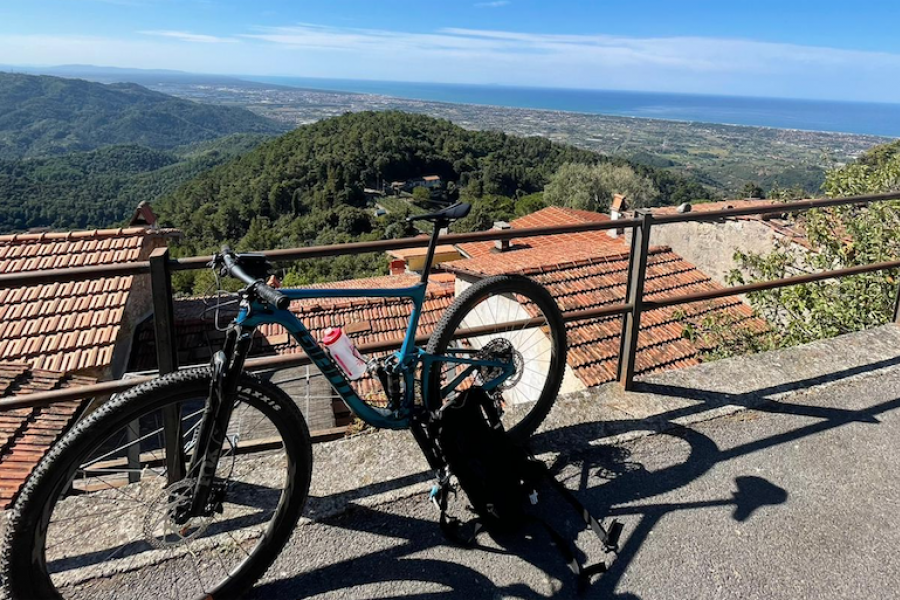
[
  {"left": 0, "top": 72, "right": 285, "bottom": 159},
  {"left": 0, "top": 134, "right": 269, "bottom": 232},
  {"left": 158, "top": 111, "right": 712, "bottom": 287}
]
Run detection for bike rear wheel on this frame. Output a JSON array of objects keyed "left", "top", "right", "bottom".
[
  {"left": 2, "top": 367, "right": 312, "bottom": 600},
  {"left": 426, "top": 274, "right": 567, "bottom": 442}
]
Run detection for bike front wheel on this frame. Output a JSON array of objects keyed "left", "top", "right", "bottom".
[
  {"left": 2, "top": 367, "right": 312, "bottom": 600},
  {"left": 426, "top": 274, "right": 567, "bottom": 442}
]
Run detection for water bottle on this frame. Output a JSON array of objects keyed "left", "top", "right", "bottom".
[{"left": 321, "top": 327, "right": 368, "bottom": 380}]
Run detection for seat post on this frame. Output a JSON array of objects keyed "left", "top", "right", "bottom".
[{"left": 420, "top": 219, "right": 447, "bottom": 284}]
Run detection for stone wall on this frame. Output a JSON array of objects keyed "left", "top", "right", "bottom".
[{"left": 634, "top": 219, "right": 789, "bottom": 287}]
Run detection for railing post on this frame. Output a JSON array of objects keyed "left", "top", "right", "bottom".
[
  {"left": 893, "top": 275, "right": 900, "bottom": 325},
  {"left": 617, "top": 209, "right": 653, "bottom": 391},
  {"left": 149, "top": 247, "right": 185, "bottom": 483}
]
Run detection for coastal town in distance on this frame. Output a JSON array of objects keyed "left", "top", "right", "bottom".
[{"left": 150, "top": 77, "right": 888, "bottom": 196}]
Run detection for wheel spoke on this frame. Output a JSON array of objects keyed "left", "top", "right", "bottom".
[
  {"left": 427, "top": 278, "right": 566, "bottom": 440},
  {"left": 14, "top": 371, "right": 310, "bottom": 600}
]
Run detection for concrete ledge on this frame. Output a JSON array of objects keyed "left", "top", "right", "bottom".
[{"left": 301, "top": 325, "right": 900, "bottom": 522}]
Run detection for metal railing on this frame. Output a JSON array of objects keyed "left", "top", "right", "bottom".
[{"left": 4, "top": 190, "right": 900, "bottom": 427}]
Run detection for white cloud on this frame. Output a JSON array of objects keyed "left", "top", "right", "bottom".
[
  {"left": 3, "top": 24, "right": 900, "bottom": 102},
  {"left": 139, "top": 30, "right": 238, "bottom": 44},
  {"left": 240, "top": 24, "right": 900, "bottom": 84}
]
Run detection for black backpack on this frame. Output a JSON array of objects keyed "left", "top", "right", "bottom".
[{"left": 429, "top": 387, "right": 623, "bottom": 592}]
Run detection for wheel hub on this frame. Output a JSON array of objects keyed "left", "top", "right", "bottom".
[
  {"left": 143, "top": 479, "right": 214, "bottom": 549},
  {"left": 477, "top": 338, "right": 524, "bottom": 391}
]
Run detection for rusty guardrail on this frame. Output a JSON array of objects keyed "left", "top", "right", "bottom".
[{"left": 5, "top": 190, "right": 900, "bottom": 413}]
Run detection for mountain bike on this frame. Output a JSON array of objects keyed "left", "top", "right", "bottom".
[{"left": 2, "top": 202, "right": 568, "bottom": 600}]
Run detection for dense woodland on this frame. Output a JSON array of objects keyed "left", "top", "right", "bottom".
[
  {"left": 0, "top": 72, "right": 283, "bottom": 159},
  {"left": 0, "top": 135, "right": 269, "bottom": 232},
  {"left": 155, "top": 111, "right": 713, "bottom": 291},
  {"left": 0, "top": 73, "right": 716, "bottom": 291}
]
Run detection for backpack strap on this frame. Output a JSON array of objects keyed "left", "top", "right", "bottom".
[
  {"left": 533, "top": 516, "right": 607, "bottom": 594},
  {"left": 432, "top": 480, "right": 483, "bottom": 546},
  {"left": 434, "top": 476, "right": 609, "bottom": 594},
  {"left": 529, "top": 458, "right": 624, "bottom": 553}
]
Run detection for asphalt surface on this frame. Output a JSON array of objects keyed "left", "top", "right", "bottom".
[
  {"left": 12, "top": 327, "right": 900, "bottom": 600},
  {"left": 241, "top": 360, "right": 900, "bottom": 600}
]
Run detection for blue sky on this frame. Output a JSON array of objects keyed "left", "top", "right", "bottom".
[{"left": 3, "top": 0, "right": 900, "bottom": 102}]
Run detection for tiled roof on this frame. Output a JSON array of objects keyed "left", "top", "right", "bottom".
[
  {"left": 0, "top": 227, "right": 168, "bottom": 270},
  {"left": 445, "top": 242, "right": 767, "bottom": 388},
  {"left": 0, "top": 362, "right": 94, "bottom": 509},
  {"left": 457, "top": 206, "right": 624, "bottom": 258},
  {"left": 278, "top": 273, "right": 456, "bottom": 347},
  {"left": 445, "top": 239, "right": 614, "bottom": 278},
  {"left": 0, "top": 227, "right": 177, "bottom": 373},
  {"left": 651, "top": 199, "right": 770, "bottom": 216}
]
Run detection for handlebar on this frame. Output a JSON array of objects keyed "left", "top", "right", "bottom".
[{"left": 218, "top": 247, "right": 291, "bottom": 310}]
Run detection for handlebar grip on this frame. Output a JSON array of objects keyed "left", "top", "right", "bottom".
[
  {"left": 254, "top": 282, "right": 291, "bottom": 310},
  {"left": 218, "top": 247, "right": 288, "bottom": 309}
]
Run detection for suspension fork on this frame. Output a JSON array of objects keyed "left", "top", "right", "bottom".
[{"left": 181, "top": 324, "right": 254, "bottom": 519}]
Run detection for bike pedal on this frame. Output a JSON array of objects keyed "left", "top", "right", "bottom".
[{"left": 604, "top": 520, "right": 624, "bottom": 553}]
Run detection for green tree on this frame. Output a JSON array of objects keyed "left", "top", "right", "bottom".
[
  {"left": 543, "top": 162, "right": 658, "bottom": 212},
  {"left": 515, "top": 192, "right": 546, "bottom": 217},
  {"left": 741, "top": 182, "right": 765, "bottom": 199},
  {"left": 728, "top": 140, "right": 900, "bottom": 348},
  {"left": 411, "top": 186, "right": 431, "bottom": 202}
]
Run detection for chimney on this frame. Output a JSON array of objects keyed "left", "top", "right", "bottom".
[
  {"left": 129, "top": 201, "right": 159, "bottom": 229},
  {"left": 389, "top": 259, "right": 407, "bottom": 276},
  {"left": 608, "top": 194, "right": 628, "bottom": 238},
  {"left": 492, "top": 221, "right": 512, "bottom": 252}
]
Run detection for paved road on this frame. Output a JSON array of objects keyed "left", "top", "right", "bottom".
[
  {"left": 241, "top": 362, "right": 900, "bottom": 600},
  {"left": 22, "top": 328, "right": 900, "bottom": 600}
]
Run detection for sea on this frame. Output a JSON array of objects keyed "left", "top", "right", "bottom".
[{"left": 246, "top": 76, "right": 900, "bottom": 139}]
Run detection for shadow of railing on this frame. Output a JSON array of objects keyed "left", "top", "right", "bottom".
[
  {"left": 245, "top": 354, "right": 900, "bottom": 598},
  {"left": 300, "top": 351, "right": 899, "bottom": 521}
]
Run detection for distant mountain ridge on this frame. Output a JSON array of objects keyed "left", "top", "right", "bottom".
[
  {"left": 1, "top": 64, "right": 294, "bottom": 89},
  {"left": 0, "top": 72, "right": 286, "bottom": 159}
]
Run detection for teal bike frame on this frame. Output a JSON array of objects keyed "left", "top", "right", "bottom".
[
  {"left": 229, "top": 218, "right": 513, "bottom": 430},
  {"left": 236, "top": 280, "right": 511, "bottom": 429},
  {"left": 184, "top": 207, "right": 506, "bottom": 516}
]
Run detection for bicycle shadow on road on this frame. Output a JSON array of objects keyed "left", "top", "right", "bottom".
[
  {"left": 248, "top": 426, "right": 793, "bottom": 599},
  {"left": 253, "top": 356, "right": 900, "bottom": 598}
]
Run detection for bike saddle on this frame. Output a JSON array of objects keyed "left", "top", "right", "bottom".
[{"left": 406, "top": 202, "right": 471, "bottom": 223}]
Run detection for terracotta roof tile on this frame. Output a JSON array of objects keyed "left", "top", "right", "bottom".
[
  {"left": 0, "top": 362, "right": 94, "bottom": 509},
  {"left": 447, "top": 206, "right": 767, "bottom": 388},
  {"left": 457, "top": 206, "right": 624, "bottom": 258},
  {"left": 521, "top": 247, "right": 766, "bottom": 387},
  {"left": 0, "top": 227, "right": 177, "bottom": 373}
]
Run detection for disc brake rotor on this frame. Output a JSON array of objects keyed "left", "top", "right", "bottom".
[
  {"left": 143, "top": 478, "right": 213, "bottom": 549},
  {"left": 477, "top": 338, "right": 524, "bottom": 391}
]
